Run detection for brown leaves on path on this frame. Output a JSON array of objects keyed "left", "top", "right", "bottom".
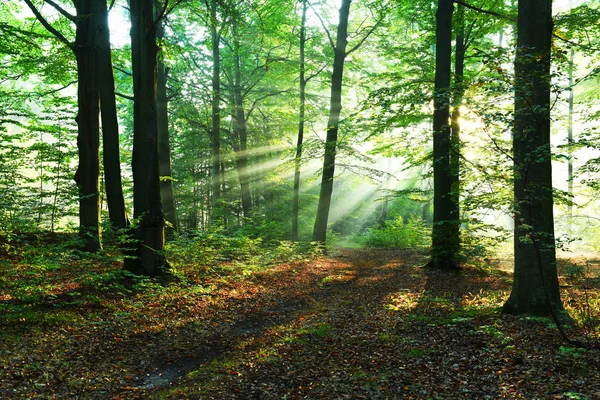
[{"left": 1, "top": 248, "right": 599, "bottom": 399}]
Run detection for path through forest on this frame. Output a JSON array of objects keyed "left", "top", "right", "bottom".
[
  {"left": 2, "top": 248, "right": 599, "bottom": 399},
  {"left": 131, "top": 249, "right": 599, "bottom": 399}
]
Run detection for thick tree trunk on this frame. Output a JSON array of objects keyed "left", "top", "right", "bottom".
[
  {"left": 92, "top": 0, "right": 130, "bottom": 233},
  {"left": 210, "top": 2, "right": 223, "bottom": 222},
  {"left": 292, "top": 0, "right": 308, "bottom": 242},
  {"left": 73, "top": 1, "right": 102, "bottom": 253},
  {"left": 312, "top": 0, "right": 352, "bottom": 244},
  {"left": 430, "top": 0, "right": 458, "bottom": 268},
  {"left": 503, "top": 0, "right": 567, "bottom": 319},
  {"left": 157, "top": 21, "right": 178, "bottom": 234},
  {"left": 127, "top": 0, "right": 168, "bottom": 276}
]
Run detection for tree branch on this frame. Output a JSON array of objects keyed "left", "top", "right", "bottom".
[
  {"left": 452, "top": 0, "right": 514, "bottom": 22},
  {"left": 116, "top": 92, "right": 134, "bottom": 100},
  {"left": 22, "top": 0, "right": 72, "bottom": 48},
  {"left": 308, "top": 2, "right": 335, "bottom": 51},
  {"left": 44, "top": 0, "right": 77, "bottom": 22},
  {"left": 346, "top": 20, "right": 381, "bottom": 56}
]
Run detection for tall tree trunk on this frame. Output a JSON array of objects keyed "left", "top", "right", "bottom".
[
  {"left": 449, "top": 3, "right": 465, "bottom": 255},
  {"left": 503, "top": 0, "right": 567, "bottom": 319},
  {"left": 92, "top": 0, "right": 130, "bottom": 233},
  {"left": 73, "top": 1, "right": 102, "bottom": 253},
  {"left": 312, "top": 0, "right": 352, "bottom": 244},
  {"left": 292, "top": 0, "right": 308, "bottom": 242},
  {"left": 232, "top": 21, "right": 252, "bottom": 220},
  {"left": 127, "top": 0, "right": 168, "bottom": 276},
  {"left": 567, "top": 47, "right": 574, "bottom": 234},
  {"left": 430, "top": 0, "right": 458, "bottom": 268},
  {"left": 156, "top": 19, "right": 178, "bottom": 234},
  {"left": 210, "top": 1, "right": 223, "bottom": 223}
]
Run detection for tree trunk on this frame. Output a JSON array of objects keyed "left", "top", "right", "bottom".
[
  {"left": 292, "top": 0, "right": 308, "bottom": 242},
  {"left": 210, "top": 2, "right": 223, "bottom": 223},
  {"left": 503, "top": 0, "right": 567, "bottom": 319},
  {"left": 232, "top": 21, "right": 252, "bottom": 220},
  {"left": 127, "top": 0, "right": 168, "bottom": 276},
  {"left": 92, "top": 0, "right": 130, "bottom": 233},
  {"left": 157, "top": 20, "right": 178, "bottom": 234},
  {"left": 312, "top": 0, "right": 352, "bottom": 244},
  {"left": 430, "top": 0, "right": 458, "bottom": 268},
  {"left": 73, "top": 1, "right": 102, "bottom": 253},
  {"left": 449, "top": 3, "right": 465, "bottom": 254},
  {"left": 567, "top": 47, "right": 574, "bottom": 234}
]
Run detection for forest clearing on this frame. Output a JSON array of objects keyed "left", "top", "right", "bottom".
[{"left": 1, "top": 240, "right": 600, "bottom": 399}]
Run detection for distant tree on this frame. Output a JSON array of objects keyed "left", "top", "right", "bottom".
[
  {"left": 292, "top": 0, "right": 308, "bottom": 242},
  {"left": 502, "top": 0, "right": 568, "bottom": 319}
]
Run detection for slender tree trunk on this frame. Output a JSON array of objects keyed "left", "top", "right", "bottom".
[
  {"left": 232, "top": 22, "right": 252, "bottom": 220},
  {"left": 449, "top": 3, "right": 465, "bottom": 254},
  {"left": 503, "top": 0, "right": 567, "bottom": 319},
  {"left": 156, "top": 20, "right": 178, "bottom": 234},
  {"left": 312, "top": 0, "right": 352, "bottom": 244},
  {"left": 92, "top": 0, "right": 130, "bottom": 233},
  {"left": 73, "top": 1, "right": 102, "bottom": 252},
  {"left": 127, "top": 0, "right": 168, "bottom": 276},
  {"left": 210, "top": 2, "right": 223, "bottom": 223},
  {"left": 292, "top": 0, "right": 308, "bottom": 242},
  {"left": 567, "top": 47, "right": 574, "bottom": 233},
  {"left": 430, "top": 0, "right": 458, "bottom": 268}
]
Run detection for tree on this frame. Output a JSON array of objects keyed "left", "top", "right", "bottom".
[
  {"left": 156, "top": 16, "right": 178, "bottom": 233},
  {"left": 126, "top": 0, "right": 169, "bottom": 276},
  {"left": 502, "top": 0, "right": 567, "bottom": 318},
  {"left": 291, "top": 0, "right": 308, "bottom": 242},
  {"left": 93, "top": 0, "right": 130, "bottom": 234},
  {"left": 312, "top": 0, "right": 379, "bottom": 244},
  {"left": 429, "top": 0, "right": 459, "bottom": 268},
  {"left": 23, "top": 0, "right": 103, "bottom": 252},
  {"left": 208, "top": 0, "right": 224, "bottom": 222},
  {"left": 22, "top": 0, "right": 131, "bottom": 249}
]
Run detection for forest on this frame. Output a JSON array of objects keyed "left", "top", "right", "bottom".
[{"left": 2, "top": 0, "right": 600, "bottom": 398}]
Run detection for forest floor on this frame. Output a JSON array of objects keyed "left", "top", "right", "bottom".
[{"left": 2, "top": 244, "right": 600, "bottom": 399}]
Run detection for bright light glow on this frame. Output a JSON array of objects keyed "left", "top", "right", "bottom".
[{"left": 108, "top": 7, "right": 131, "bottom": 48}]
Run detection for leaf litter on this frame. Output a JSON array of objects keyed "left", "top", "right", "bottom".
[{"left": 1, "top": 248, "right": 599, "bottom": 399}]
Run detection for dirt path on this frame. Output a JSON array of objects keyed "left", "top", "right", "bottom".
[
  {"left": 2, "top": 248, "right": 599, "bottom": 399},
  {"left": 136, "top": 249, "right": 598, "bottom": 399}
]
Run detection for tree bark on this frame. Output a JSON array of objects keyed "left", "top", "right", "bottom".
[
  {"left": 92, "top": 0, "right": 130, "bottom": 233},
  {"left": 73, "top": 0, "right": 102, "bottom": 253},
  {"left": 312, "top": 0, "right": 352, "bottom": 244},
  {"left": 232, "top": 21, "right": 252, "bottom": 220},
  {"left": 156, "top": 19, "right": 178, "bottom": 234},
  {"left": 430, "top": 0, "right": 458, "bottom": 268},
  {"left": 210, "top": 1, "right": 223, "bottom": 223},
  {"left": 292, "top": 0, "right": 308, "bottom": 242},
  {"left": 503, "top": 0, "right": 568, "bottom": 319},
  {"left": 449, "top": 3, "right": 465, "bottom": 253},
  {"left": 127, "top": 0, "right": 168, "bottom": 276}
]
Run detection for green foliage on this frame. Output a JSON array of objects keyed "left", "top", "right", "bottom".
[
  {"left": 350, "top": 217, "right": 431, "bottom": 248},
  {"left": 168, "top": 229, "right": 263, "bottom": 267}
]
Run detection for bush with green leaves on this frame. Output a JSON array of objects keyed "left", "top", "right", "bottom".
[{"left": 351, "top": 217, "right": 431, "bottom": 248}]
